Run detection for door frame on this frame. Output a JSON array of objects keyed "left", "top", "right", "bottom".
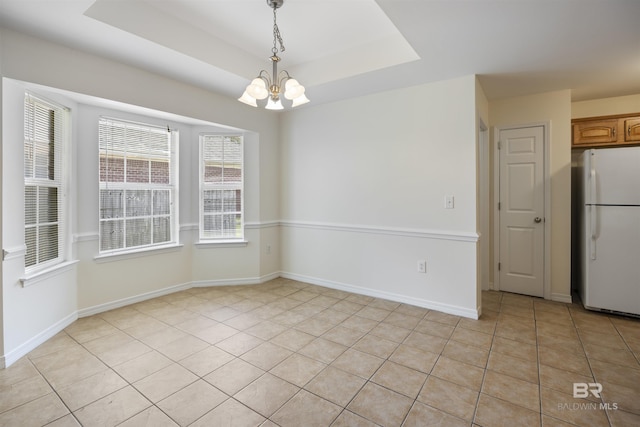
[
  {"left": 493, "top": 122, "right": 551, "bottom": 299},
  {"left": 478, "top": 120, "right": 490, "bottom": 292}
]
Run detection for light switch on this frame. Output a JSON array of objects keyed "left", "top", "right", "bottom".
[{"left": 445, "top": 195, "right": 454, "bottom": 209}]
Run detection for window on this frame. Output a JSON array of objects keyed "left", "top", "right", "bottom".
[
  {"left": 24, "top": 94, "right": 68, "bottom": 269},
  {"left": 200, "top": 135, "right": 244, "bottom": 240},
  {"left": 99, "top": 118, "right": 177, "bottom": 253}
]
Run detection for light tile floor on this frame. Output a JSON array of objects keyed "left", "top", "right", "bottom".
[{"left": 1, "top": 278, "right": 639, "bottom": 426}]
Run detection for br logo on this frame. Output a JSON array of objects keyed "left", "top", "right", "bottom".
[{"left": 573, "top": 383, "right": 602, "bottom": 399}]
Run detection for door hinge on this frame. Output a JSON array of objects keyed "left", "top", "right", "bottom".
[
  {"left": 498, "top": 202, "right": 501, "bottom": 210},
  {"left": 497, "top": 141, "right": 502, "bottom": 150},
  {"left": 498, "top": 262, "right": 501, "bottom": 271}
]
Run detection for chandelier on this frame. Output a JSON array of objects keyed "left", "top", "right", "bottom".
[{"left": 238, "top": 0, "right": 309, "bottom": 110}]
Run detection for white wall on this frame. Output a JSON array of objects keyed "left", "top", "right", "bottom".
[
  {"left": 2, "top": 20, "right": 585, "bottom": 365},
  {"left": 490, "top": 90, "right": 572, "bottom": 302},
  {"left": 475, "top": 78, "right": 490, "bottom": 308},
  {"left": 0, "top": 28, "right": 5, "bottom": 359},
  {"left": 2, "top": 79, "right": 78, "bottom": 366},
  {"left": 0, "top": 27, "right": 281, "bottom": 366},
  {"left": 74, "top": 104, "right": 194, "bottom": 311},
  {"left": 280, "top": 75, "right": 481, "bottom": 318}
]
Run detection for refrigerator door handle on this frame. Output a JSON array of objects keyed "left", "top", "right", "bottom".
[
  {"left": 590, "top": 205, "right": 597, "bottom": 260},
  {"left": 589, "top": 167, "right": 597, "bottom": 205},
  {"left": 589, "top": 166, "right": 598, "bottom": 260}
]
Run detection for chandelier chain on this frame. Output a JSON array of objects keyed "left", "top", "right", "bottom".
[{"left": 272, "top": 6, "right": 285, "bottom": 54}]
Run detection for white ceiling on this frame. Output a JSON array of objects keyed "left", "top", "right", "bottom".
[{"left": 1, "top": 0, "right": 640, "bottom": 107}]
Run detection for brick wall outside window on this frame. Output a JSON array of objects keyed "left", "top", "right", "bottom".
[{"left": 99, "top": 118, "right": 175, "bottom": 252}]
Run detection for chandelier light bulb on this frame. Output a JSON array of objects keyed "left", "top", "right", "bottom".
[
  {"left": 284, "top": 79, "right": 305, "bottom": 100},
  {"left": 265, "top": 97, "right": 284, "bottom": 110},
  {"left": 291, "top": 93, "right": 310, "bottom": 107},
  {"left": 247, "top": 78, "right": 269, "bottom": 99},
  {"left": 238, "top": 90, "right": 257, "bottom": 107}
]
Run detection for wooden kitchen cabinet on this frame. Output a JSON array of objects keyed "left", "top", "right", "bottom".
[
  {"left": 572, "top": 113, "right": 640, "bottom": 148},
  {"left": 572, "top": 118, "right": 619, "bottom": 146},
  {"left": 623, "top": 117, "right": 640, "bottom": 142}
]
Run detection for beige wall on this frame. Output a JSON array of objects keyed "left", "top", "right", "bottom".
[
  {"left": 489, "top": 90, "right": 572, "bottom": 301},
  {"left": 572, "top": 93, "right": 640, "bottom": 119}
]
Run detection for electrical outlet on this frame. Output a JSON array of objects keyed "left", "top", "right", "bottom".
[{"left": 417, "top": 260, "right": 427, "bottom": 273}]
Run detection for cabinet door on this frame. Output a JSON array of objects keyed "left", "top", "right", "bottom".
[
  {"left": 624, "top": 117, "right": 640, "bottom": 142},
  {"left": 573, "top": 119, "right": 619, "bottom": 146}
]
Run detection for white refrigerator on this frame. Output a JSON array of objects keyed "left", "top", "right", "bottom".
[{"left": 578, "top": 147, "right": 640, "bottom": 316}]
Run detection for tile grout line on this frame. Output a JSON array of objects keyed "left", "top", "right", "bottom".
[
  {"left": 12, "top": 282, "right": 638, "bottom": 426},
  {"left": 259, "top": 298, "right": 422, "bottom": 426},
  {"left": 84, "top": 307, "right": 196, "bottom": 427},
  {"left": 569, "top": 304, "right": 612, "bottom": 427},
  {"left": 533, "top": 298, "right": 545, "bottom": 427},
  {"left": 44, "top": 287, "right": 463, "bottom": 425},
  {"left": 25, "top": 349, "right": 83, "bottom": 426},
  {"left": 470, "top": 291, "right": 502, "bottom": 427}
]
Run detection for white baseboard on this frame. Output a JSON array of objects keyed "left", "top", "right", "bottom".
[
  {"left": 78, "top": 272, "right": 281, "bottom": 318},
  {"left": 551, "top": 293, "right": 573, "bottom": 304},
  {"left": 280, "top": 271, "right": 479, "bottom": 319},
  {"left": 77, "top": 282, "right": 193, "bottom": 318},
  {"left": 1, "top": 311, "right": 77, "bottom": 369},
  {"left": 192, "top": 272, "right": 280, "bottom": 288},
  {"left": 2, "top": 272, "right": 283, "bottom": 367}
]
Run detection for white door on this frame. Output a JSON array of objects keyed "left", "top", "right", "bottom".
[{"left": 498, "top": 126, "right": 545, "bottom": 297}]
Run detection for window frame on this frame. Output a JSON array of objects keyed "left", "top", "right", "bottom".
[
  {"left": 198, "top": 134, "right": 245, "bottom": 242},
  {"left": 98, "top": 117, "right": 179, "bottom": 255},
  {"left": 23, "top": 93, "right": 70, "bottom": 273}
]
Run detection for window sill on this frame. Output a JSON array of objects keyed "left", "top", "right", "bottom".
[
  {"left": 20, "top": 260, "right": 79, "bottom": 288},
  {"left": 195, "top": 240, "right": 248, "bottom": 248},
  {"left": 94, "top": 243, "right": 184, "bottom": 263}
]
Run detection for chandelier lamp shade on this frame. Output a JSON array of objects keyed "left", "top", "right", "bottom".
[{"left": 238, "top": 0, "right": 309, "bottom": 110}]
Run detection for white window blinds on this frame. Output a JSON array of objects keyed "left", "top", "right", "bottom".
[
  {"left": 24, "top": 94, "right": 68, "bottom": 269},
  {"left": 99, "top": 118, "right": 177, "bottom": 252},
  {"left": 200, "top": 135, "right": 244, "bottom": 240}
]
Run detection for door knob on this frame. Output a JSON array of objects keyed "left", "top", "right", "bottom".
[{"left": 534, "top": 217, "right": 542, "bottom": 223}]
